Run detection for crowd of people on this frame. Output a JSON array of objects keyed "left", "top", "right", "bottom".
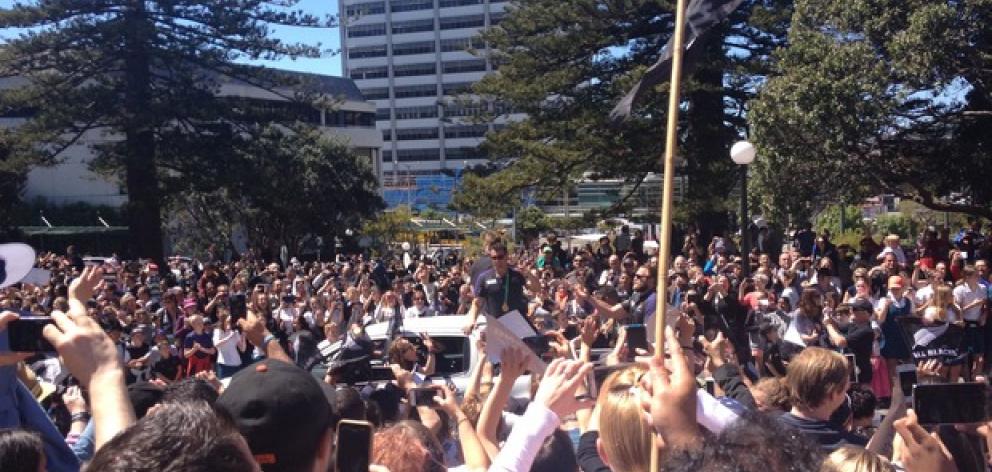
[{"left": 2, "top": 219, "right": 992, "bottom": 471}]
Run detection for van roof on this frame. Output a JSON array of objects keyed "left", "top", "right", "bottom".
[{"left": 366, "top": 315, "right": 474, "bottom": 339}]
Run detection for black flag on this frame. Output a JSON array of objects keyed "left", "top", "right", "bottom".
[{"left": 610, "top": 0, "right": 746, "bottom": 122}]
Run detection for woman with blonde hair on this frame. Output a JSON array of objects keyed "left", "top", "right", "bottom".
[
  {"left": 582, "top": 365, "right": 653, "bottom": 472},
  {"left": 820, "top": 446, "right": 894, "bottom": 472},
  {"left": 929, "top": 284, "right": 962, "bottom": 324}
]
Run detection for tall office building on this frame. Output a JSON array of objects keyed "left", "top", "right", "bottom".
[{"left": 339, "top": 0, "right": 514, "bottom": 209}]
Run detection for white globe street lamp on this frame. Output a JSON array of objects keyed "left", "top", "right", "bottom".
[{"left": 730, "top": 141, "right": 756, "bottom": 275}]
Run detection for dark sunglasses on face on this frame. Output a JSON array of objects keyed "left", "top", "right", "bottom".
[{"left": 491, "top": 254, "right": 507, "bottom": 260}]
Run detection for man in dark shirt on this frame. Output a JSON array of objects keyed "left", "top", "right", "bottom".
[
  {"left": 465, "top": 241, "right": 542, "bottom": 334},
  {"left": 824, "top": 300, "right": 876, "bottom": 385},
  {"left": 778, "top": 347, "right": 868, "bottom": 451},
  {"left": 472, "top": 241, "right": 541, "bottom": 317}
]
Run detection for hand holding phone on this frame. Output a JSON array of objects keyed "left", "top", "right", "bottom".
[
  {"left": 409, "top": 387, "right": 442, "bottom": 408},
  {"left": 7, "top": 316, "right": 56, "bottom": 352},
  {"left": 913, "top": 382, "right": 990, "bottom": 425},
  {"left": 625, "top": 324, "right": 648, "bottom": 358},
  {"left": 336, "top": 420, "right": 373, "bottom": 472}
]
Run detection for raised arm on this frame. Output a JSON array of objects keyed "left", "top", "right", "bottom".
[
  {"left": 477, "top": 346, "right": 528, "bottom": 459},
  {"left": 45, "top": 265, "right": 136, "bottom": 450}
]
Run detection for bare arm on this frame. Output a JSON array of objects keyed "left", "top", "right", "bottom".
[
  {"left": 238, "top": 309, "right": 292, "bottom": 364},
  {"left": 463, "top": 340, "right": 487, "bottom": 401},
  {"left": 478, "top": 347, "right": 528, "bottom": 459},
  {"left": 575, "top": 287, "right": 626, "bottom": 319},
  {"left": 44, "top": 266, "right": 136, "bottom": 450},
  {"left": 436, "top": 385, "right": 490, "bottom": 472}
]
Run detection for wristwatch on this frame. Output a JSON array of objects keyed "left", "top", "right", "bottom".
[
  {"left": 260, "top": 333, "right": 276, "bottom": 352},
  {"left": 71, "top": 412, "right": 91, "bottom": 423}
]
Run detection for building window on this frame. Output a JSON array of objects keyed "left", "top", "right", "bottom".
[
  {"left": 325, "top": 110, "right": 376, "bottom": 127},
  {"left": 394, "top": 84, "right": 438, "bottom": 98},
  {"left": 442, "top": 82, "right": 473, "bottom": 95},
  {"left": 445, "top": 124, "right": 488, "bottom": 138},
  {"left": 390, "top": 0, "right": 433, "bottom": 12},
  {"left": 443, "top": 101, "right": 486, "bottom": 117},
  {"left": 439, "top": 14, "right": 485, "bottom": 30},
  {"left": 393, "top": 62, "right": 437, "bottom": 77},
  {"left": 349, "top": 45, "right": 388, "bottom": 59},
  {"left": 442, "top": 59, "right": 487, "bottom": 74},
  {"left": 440, "top": 37, "right": 485, "bottom": 52},
  {"left": 362, "top": 87, "right": 390, "bottom": 100},
  {"left": 382, "top": 129, "right": 393, "bottom": 140},
  {"left": 350, "top": 66, "right": 389, "bottom": 80},
  {"left": 445, "top": 146, "right": 485, "bottom": 160},
  {"left": 346, "top": 1, "right": 386, "bottom": 16},
  {"left": 440, "top": 0, "right": 481, "bottom": 7},
  {"left": 392, "top": 41, "right": 436, "bottom": 56},
  {"left": 490, "top": 11, "right": 507, "bottom": 26},
  {"left": 397, "top": 148, "right": 441, "bottom": 161},
  {"left": 376, "top": 108, "right": 392, "bottom": 120},
  {"left": 347, "top": 23, "right": 387, "bottom": 38},
  {"left": 395, "top": 105, "right": 439, "bottom": 120},
  {"left": 392, "top": 19, "right": 435, "bottom": 34},
  {"left": 396, "top": 127, "right": 440, "bottom": 140}
]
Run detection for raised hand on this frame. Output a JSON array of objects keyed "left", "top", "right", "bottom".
[
  {"left": 68, "top": 265, "right": 103, "bottom": 311},
  {"left": 533, "top": 358, "right": 594, "bottom": 418},
  {"left": 498, "top": 346, "right": 529, "bottom": 381},
  {"left": 894, "top": 410, "right": 958, "bottom": 472},
  {"left": 639, "top": 326, "right": 701, "bottom": 451}
]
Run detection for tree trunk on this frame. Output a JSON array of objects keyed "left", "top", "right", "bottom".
[{"left": 123, "top": 2, "right": 163, "bottom": 262}]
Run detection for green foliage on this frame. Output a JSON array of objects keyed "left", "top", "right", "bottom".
[
  {"left": 873, "top": 214, "right": 921, "bottom": 241},
  {"left": 454, "top": 0, "right": 793, "bottom": 222},
  {"left": 815, "top": 205, "right": 866, "bottom": 236},
  {"left": 749, "top": 0, "right": 992, "bottom": 223},
  {"left": 362, "top": 205, "right": 415, "bottom": 251},
  {"left": 167, "top": 125, "right": 383, "bottom": 257},
  {"left": 0, "top": 0, "right": 336, "bottom": 259},
  {"left": 516, "top": 206, "right": 551, "bottom": 242}
]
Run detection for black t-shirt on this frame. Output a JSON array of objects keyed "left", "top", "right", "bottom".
[
  {"left": 842, "top": 322, "right": 875, "bottom": 383},
  {"left": 470, "top": 256, "right": 493, "bottom": 289},
  {"left": 126, "top": 343, "right": 150, "bottom": 363},
  {"left": 473, "top": 268, "right": 528, "bottom": 317},
  {"left": 152, "top": 354, "right": 182, "bottom": 380}
]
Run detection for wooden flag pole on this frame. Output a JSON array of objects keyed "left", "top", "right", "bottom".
[{"left": 651, "top": 0, "right": 689, "bottom": 469}]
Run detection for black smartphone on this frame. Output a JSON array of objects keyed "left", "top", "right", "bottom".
[
  {"left": 522, "top": 336, "right": 550, "bottom": 360},
  {"left": 626, "top": 324, "right": 648, "bottom": 354},
  {"left": 409, "top": 387, "right": 440, "bottom": 408},
  {"left": 705, "top": 377, "right": 716, "bottom": 396},
  {"left": 897, "top": 364, "right": 917, "bottom": 400},
  {"left": 845, "top": 353, "right": 857, "bottom": 383},
  {"left": 914, "top": 383, "right": 990, "bottom": 425},
  {"left": 7, "top": 317, "right": 56, "bottom": 352},
  {"left": 585, "top": 362, "right": 636, "bottom": 400},
  {"left": 563, "top": 324, "right": 579, "bottom": 340},
  {"left": 336, "top": 420, "right": 373, "bottom": 472}
]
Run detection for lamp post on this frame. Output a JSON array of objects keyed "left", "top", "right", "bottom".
[{"left": 730, "top": 141, "right": 756, "bottom": 276}]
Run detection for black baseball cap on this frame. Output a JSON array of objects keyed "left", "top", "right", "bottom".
[
  {"left": 217, "top": 359, "right": 336, "bottom": 471},
  {"left": 851, "top": 299, "right": 874, "bottom": 312}
]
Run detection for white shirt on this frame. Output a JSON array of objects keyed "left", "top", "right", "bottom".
[
  {"left": 953, "top": 283, "right": 984, "bottom": 321},
  {"left": 914, "top": 284, "right": 935, "bottom": 307},
  {"left": 213, "top": 328, "right": 243, "bottom": 367}
]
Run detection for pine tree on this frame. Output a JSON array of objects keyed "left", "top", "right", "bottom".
[
  {"left": 457, "top": 0, "right": 792, "bottom": 226},
  {"left": 0, "top": 0, "right": 335, "bottom": 260}
]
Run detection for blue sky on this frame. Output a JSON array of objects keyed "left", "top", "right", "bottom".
[{"left": 0, "top": 0, "right": 344, "bottom": 76}]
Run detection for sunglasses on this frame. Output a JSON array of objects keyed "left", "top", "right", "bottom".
[
  {"left": 634, "top": 274, "right": 651, "bottom": 280},
  {"left": 491, "top": 254, "right": 507, "bottom": 260}
]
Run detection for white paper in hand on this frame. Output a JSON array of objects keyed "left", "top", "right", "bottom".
[
  {"left": 497, "top": 310, "right": 539, "bottom": 338},
  {"left": 483, "top": 314, "right": 546, "bottom": 374}
]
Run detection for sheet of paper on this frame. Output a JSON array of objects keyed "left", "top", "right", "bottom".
[
  {"left": 483, "top": 315, "right": 546, "bottom": 374},
  {"left": 496, "top": 310, "right": 538, "bottom": 338},
  {"left": 20, "top": 268, "right": 51, "bottom": 286}
]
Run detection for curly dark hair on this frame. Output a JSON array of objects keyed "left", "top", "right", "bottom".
[{"left": 663, "top": 411, "right": 824, "bottom": 472}]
